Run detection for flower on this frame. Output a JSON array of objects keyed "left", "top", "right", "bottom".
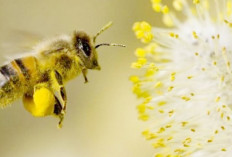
[{"left": 131, "top": 0, "right": 232, "bottom": 156}]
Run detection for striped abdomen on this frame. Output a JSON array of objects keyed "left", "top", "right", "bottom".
[{"left": 0, "top": 56, "right": 38, "bottom": 107}]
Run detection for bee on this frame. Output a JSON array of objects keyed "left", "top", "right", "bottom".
[{"left": 0, "top": 22, "right": 125, "bottom": 128}]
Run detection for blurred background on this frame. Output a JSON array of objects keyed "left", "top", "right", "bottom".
[{"left": 0, "top": 0, "right": 166, "bottom": 157}]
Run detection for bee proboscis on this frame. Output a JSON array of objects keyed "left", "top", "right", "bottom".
[{"left": 0, "top": 22, "right": 125, "bottom": 128}]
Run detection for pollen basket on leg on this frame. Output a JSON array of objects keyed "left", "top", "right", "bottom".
[{"left": 132, "top": 0, "right": 232, "bottom": 156}]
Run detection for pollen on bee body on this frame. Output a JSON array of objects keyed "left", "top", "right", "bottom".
[{"left": 131, "top": 0, "right": 232, "bottom": 156}]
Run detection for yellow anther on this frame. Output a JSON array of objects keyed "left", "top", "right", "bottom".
[
  {"left": 137, "top": 103, "right": 146, "bottom": 114},
  {"left": 145, "top": 64, "right": 159, "bottom": 77},
  {"left": 159, "top": 109, "right": 164, "bottom": 113},
  {"left": 142, "top": 129, "right": 157, "bottom": 140},
  {"left": 182, "top": 137, "right": 192, "bottom": 147},
  {"left": 192, "top": 31, "right": 198, "bottom": 39},
  {"left": 170, "top": 72, "right": 176, "bottom": 81},
  {"left": 195, "top": 52, "right": 199, "bottom": 56},
  {"left": 181, "top": 121, "right": 188, "bottom": 127},
  {"left": 187, "top": 76, "right": 193, "bottom": 79},
  {"left": 193, "top": 0, "right": 200, "bottom": 4},
  {"left": 182, "top": 96, "right": 191, "bottom": 101},
  {"left": 221, "top": 126, "right": 225, "bottom": 130},
  {"left": 191, "top": 128, "right": 196, "bottom": 132},
  {"left": 139, "top": 113, "right": 150, "bottom": 121},
  {"left": 133, "top": 21, "right": 154, "bottom": 43},
  {"left": 158, "top": 101, "right": 167, "bottom": 106},
  {"left": 152, "top": 139, "right": 165, "bottom": 148},
  {"left": 138, "top": 58, "right": 147, "bottom": 65},
  {"left": 215, "top": 96, "right": 221, "bottom": 102},
  {"left": 129, "top": 76, "right": 140, "bottom": 83},
  {"left": 221, "top": 113, "right": 224, "bottom": 119},
  {"left": 151, "top": 0, "right": 162, "bottom": 3},
  {"left": 221, "top": 75, "right": 225, "bottom": 82},
  {"left": 131, "top": 58, "right": 147, "bottom": 69},
  {"left": 168, "top": 110, "right": 174, "bottom": 116},
  {"left": 135, "top": 48, "right": 146, "bottom": 57},
  {"left": 152, "top": 3, "right": 162, "bottom": 12},
  {"left": 162, "top": 5, "right": 169, "bottom": 14},
  {"left": 131, "top": 62, "right": 142, "bottom": 69},
  {"left": 168, "top": 86, "right": 174, "bottom": 91},
  {"left": 155, "top": 81, "right": 163, "bottom": 88},
  {"left": 169, "top": 32, "right": 179, "bottom": 38},
  {"left": 173, "top": 0, "right": 183, "bottom": 11},
  {"left": 157, "top": 127, "right": 165, "bottom": 133},
  {"left": 167, "top": 136, "right": 173, "bottom": 140},
  {"left": 147, "top": 106, "right": 154, "bottom": 110},
  {"left": 221, "top": 148, "right": 227, "bottom": 151}
]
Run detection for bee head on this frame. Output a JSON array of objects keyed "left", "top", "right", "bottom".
[
  {"left": 73, "top": 22, "right": 125, "bottom": 70},
  {"left": 72, "top": 31, "right": 100, "bottom": 70}
]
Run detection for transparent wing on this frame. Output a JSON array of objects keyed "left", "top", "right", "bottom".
[{"left": 0, "top": 30, "right": 43, "bottom": 60}]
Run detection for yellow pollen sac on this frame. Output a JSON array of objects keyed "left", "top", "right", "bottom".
[
  {"left": 23, "top": 87, "right": 55, "bottom": 117},
  {"left": 133, "top": 21, "right": 154, "bottom": 43}
]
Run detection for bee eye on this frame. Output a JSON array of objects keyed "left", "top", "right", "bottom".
[{"left": 82, "top": 42, "right": 91, "bottom": 57}]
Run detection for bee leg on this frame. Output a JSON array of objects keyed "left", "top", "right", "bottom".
[
  {"left": 82, "top": 68, "right": 88, "bottom": 83},
  {"left": 54, "top": 96, "right": 64, "bottom": 128},
  {"left": 23, "top": 83, "right": 55, "bottom": 117},
  {"left": 52, "top": 70, "right": 67, "bottom": 113}
]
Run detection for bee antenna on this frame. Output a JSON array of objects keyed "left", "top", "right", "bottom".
[
  {"left": 93, "top": 21, "right": 113, "bottom": 44},
  {"left": 95, "top": 43, "right": 126, "bottom": 49}
]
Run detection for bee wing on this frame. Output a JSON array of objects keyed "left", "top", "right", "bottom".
[{"left": 0, "top": 30, "right": 43, "bottom": 60}]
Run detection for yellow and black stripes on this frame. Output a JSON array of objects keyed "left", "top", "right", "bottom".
[
  {"left": 0, "top": 64, "right": 18, "bottom": 82},
  {"left": 0, "top": 56, "right": 38, "bottom": 107},
  {"left": 14, "top": 59, "right": 30, "bottom": 79}
]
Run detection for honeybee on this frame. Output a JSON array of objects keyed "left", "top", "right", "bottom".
[{"left": 0, "top": 22, "right": 125, "bottom": 128}]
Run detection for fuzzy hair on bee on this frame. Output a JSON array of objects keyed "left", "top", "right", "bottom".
[{"left": 0, "top": 22, "right": 125, "bottom": 128}]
